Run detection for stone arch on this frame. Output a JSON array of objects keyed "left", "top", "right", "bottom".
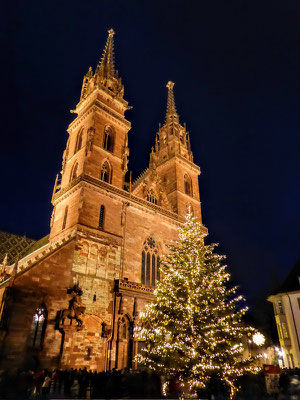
[
  {"left": 90, "top": 244, "right": 98, "bottom": 255},
  {"left": 116, "top": 314, "right": 133, "bottom": 370},
  {"left": 81, "top": 241, "right": 89, "bottom": 256},
  {"left": 70, "top": 160, "right": 78, "bottom": 182},
  {"left": 103, "top": 125, "right": 115, "bottom": 152},
  {"left": 141, "top": 237, "right": 160, "bottom": 286},
  {"left": 146, "top": 188, "right": 158, "bottom": 205},
  {"left": 62, "top": 205, "right": 68, "bottom": 230},
  {"left": 74, "top": 128, "right": 83, "bottom": 154},
  {"left": 100, "top": 160, "right": 112, "bottom": 183},
  {"left": 184, "top": 173, "right": 193, "bottom": 196}
]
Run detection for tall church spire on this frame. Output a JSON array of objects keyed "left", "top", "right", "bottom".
[
  {"left": 165, "top": 81, "right": 179, "bottom": 123},
  {"left": 99, "top": 28, "right": 116, "bottom": 79},
  {"left": 79, "top": 28, "right": 126, "bottom": 103},
  {"left": 149, "top": 81, "right": 194, "bottom": 168}
]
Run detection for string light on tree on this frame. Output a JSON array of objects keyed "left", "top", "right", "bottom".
[{"left": 135, "top": 211, "right": 260, "bottom": 399}]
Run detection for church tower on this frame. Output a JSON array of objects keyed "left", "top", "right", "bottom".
[
  {"left": 0, "top": 29, "right": 207, "bottom": 373},
  {"left": 148, "top": 82, "right": 202, "bottom": 221},
  {"left": 50, "top": 28, "right": 131, "bottom": 241}
]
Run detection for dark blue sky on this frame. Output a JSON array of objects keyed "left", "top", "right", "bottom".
[{"left": 1, "top": 0, "right": 299, "bottom": 305}]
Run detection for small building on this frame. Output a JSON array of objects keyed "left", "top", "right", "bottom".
[{"left": 268, "top": 258, "right": 300, "bottom": 368}]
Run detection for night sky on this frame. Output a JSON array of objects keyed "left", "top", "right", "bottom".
[{"left": 1, "top": 0, "right": 299, "bottom": 308}]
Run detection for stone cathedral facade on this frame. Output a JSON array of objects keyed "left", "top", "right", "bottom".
[{"left": 0, "top": 29, "right": 207, "bottom": 371}]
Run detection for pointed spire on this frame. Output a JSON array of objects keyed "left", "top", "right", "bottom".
[
  {"left": 165, "top": 81, "right": 179, "bottom": 122},
  {"left": 99, "top": 28, "right": 116, "bottom": 79}
]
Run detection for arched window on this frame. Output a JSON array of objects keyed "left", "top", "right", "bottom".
[
  {"left": 184, "top": 174, "right": 192, "bottom": 196},
  {"left": 99, "top": 205, "right": 105, "bottom": 229},
  {"left": 62, "top": 206, "right": 68, "bottom": 230},
  {"left": 103, "top": 126, "right": 114, "bottom": 152},
  {"left": 100, "top": 161, "right": 111, "bottom": 183},
  {"left": 70, "top": 162, "right": 78, "bottom": 182},
  {"left": 74, "top": 130, "right": 83, "bottom": 154},
  {"left": 141, "top": 237, "right": 160, "bottom": 286},
  {"left": 29, "top": 304, "right": 47, "bottom": 348},
  {"left": 147, "top": 189, "right": 157, "bottom": 205}
]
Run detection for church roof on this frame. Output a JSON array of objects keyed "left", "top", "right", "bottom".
[{"left": 0, "top": 231, "right": 36, "bottom": 265}]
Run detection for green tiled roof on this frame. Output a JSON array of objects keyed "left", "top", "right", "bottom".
[
  {"left": 23, "top": 234, "right": 50, "bottom": 257},
  {"left": 0, "top": 231, "right": 36, "bottom": 265}
]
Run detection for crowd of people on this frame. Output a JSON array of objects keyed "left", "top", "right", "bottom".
[
  {"left": 0, "top": 368, "right": 162, "bottom": 399},
  {"left": 278, "top": 368, "right": 300, "bottom": 395},
  {"left": 1, "top": 366, "right": 300, "bottom": 399}
]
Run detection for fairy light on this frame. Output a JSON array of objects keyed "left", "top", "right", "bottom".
[{"left": 134, "top": 211, "right": 260, "bottom": 399}]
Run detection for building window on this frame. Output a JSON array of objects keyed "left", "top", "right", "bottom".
[
  {"left": 184, "top": 174, "right": 192, "bottom": 196},
  {"left": 141, "top": 237, "right": 160, "bottom": 286},
  {"left": 62, "top": 206, "right": 68, "bottom": 230},
  {"left": 141, "top": 251, "right": 145, "bottom": 284},
  {"left": 74, "top": 130, "right": 83, "bottom": 154},
  {"left": 277, "top": 300, "right": 284, "bottom": 314},
  {"left": 100, "top": 161, "right": 111, "bottom": 183},
  {"left": 281, "top": 322, "right": 289, "bottom": 338},
  {"left": 99, "top": 205, "right": 105, "bottom": 229},
  {"left": 103, "top": 126, "right": 114, "bottom": 152},
  {"left": 70, "top": 161, "right": 78, "bottom": 182},
  {"left": 147, "top": 189, "right": 157, "bottom": 205},
  {"left": 29, "top": 304, "right": 47, "bottom": 348},
  {"left": 157, "top": 256, "right": 160, "bottom": 281}
]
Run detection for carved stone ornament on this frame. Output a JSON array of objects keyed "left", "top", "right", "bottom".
[{"left": 85, "top": 127, "right": 95, "bottom": 155}]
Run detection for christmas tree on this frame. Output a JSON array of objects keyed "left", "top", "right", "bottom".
[{"left": 135, "top": 212, "right": 260, "bottom": 398}]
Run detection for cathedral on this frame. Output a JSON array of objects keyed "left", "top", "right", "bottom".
[{"left": 0, "top": 29, "right": 207, "bottom": 372}]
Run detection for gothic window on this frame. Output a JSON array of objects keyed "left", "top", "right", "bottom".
[
  {"left": 146, "top": 253, "right": 150, "bottom": 285},
  {"left": 62, "top": 206, "right": 68, "bottom": 230},
  {"left": 184, "top": 174, "right": 192, "bottom": 196},
  {"left": 74, "top": 130, "right": 83, "bottom": 154},
  {"left": 141, "top": 237, "right": 160, "bottom": 286},
  {"left": 99, "top": 205, "right": 105, "bottom": 229},
  {"left": 157, "top": 256, "right": 160, "bottom": 281},
  {"left": 103, "top": 126, "right": 114, "bottom": 152},
  {"left": 29, "top": 304, "right": 47, "bottom": 348},
  {"left": 70, "top": 161, "right": 78, "bottom": 182},
  {"left": 147, "top": 188, "right": 157, "bottom": 205},
  {"left": 100, "top": 161, "right": 111, "bottom": 183},
  {"left": 141, "top": 251, "right": 145, "bottom": 284}
]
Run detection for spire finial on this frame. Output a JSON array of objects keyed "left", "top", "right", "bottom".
[
  {"left": 99, "top": 28, "right": 116, "bottom": 78},
  {"left": 108, "top": 28, "right": 115, "bottom": 37},
  {"left": 166, "top": 81, "right": 174, "bottom": 90},
  {"left": 165, "top": 81, "right": 178, "bottom": 122}
]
